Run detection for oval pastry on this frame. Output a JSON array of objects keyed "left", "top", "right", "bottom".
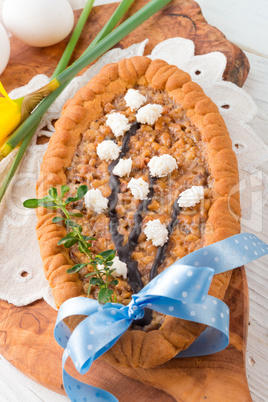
[{"left": 36, "top": 56, "right": 240, "bottom": 369}]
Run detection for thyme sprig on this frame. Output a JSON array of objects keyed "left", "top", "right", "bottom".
[{"left": 23, "top": 185, "right": 118, "bottom": 304}]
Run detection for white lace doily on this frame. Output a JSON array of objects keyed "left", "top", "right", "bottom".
[{"left": 0, "top": 38, "right": 267, "bottom": 308}]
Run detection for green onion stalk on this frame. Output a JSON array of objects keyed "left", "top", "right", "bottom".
[
  {"left": 0, "top": 0, "right": 172, "bottom": 202},
  {"left": 0, "top": 0, "right": 135, "bottom": 201}
]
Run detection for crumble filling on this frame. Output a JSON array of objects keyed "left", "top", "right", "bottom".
[{"left": 65, "top": 86, "right": 213, "bottom": 330}]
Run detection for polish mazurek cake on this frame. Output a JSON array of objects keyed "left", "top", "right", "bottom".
[{"left": 36, "top": 56, "right": 240, "bottom": 368}]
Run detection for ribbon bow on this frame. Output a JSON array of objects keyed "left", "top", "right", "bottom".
[{"left": 54, "top": 233, "right": 268, "bottom": 401}]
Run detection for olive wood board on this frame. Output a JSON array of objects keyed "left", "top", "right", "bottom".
[{"left": 0, "top": 0, "right": 251, "bottom": 400}]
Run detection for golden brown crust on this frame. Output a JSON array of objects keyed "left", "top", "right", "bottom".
[{"left": 36, "top": 56, "right": 240, "bottom": 368}]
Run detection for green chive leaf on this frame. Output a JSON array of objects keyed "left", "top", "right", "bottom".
[{"left": 2, "top": 0, "right": 171, "bottom": 203}]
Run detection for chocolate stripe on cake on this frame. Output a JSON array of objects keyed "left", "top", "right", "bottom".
[
  {"left": 107, "top": 122, "right": 145, "bottom": 293},
  {"left": 120, "top": 175, "right": 155, "bottom": 326},
  {"left": 125, "top": 175, "right": 156, "bottom": 251},
  {"left": 149, "top": 198, "right": 181, "bottom": 281}
]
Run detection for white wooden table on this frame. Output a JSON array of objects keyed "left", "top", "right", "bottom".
[{"left": 0, "top": 0, "right": 267, "bottom": 401}]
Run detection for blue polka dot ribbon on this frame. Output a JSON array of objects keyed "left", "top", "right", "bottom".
[{"left": 54, "top": 233, "right": 268, "bottom": 401}]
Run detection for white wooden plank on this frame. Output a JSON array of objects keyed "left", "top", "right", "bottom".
[
  {"left": 244, "top": 52, "right": 268, "bottom": 176},
  {"left": 197, "top": 0, "right": 268, "bottom": 57},
  {"left": 0, "top": 356, "right": 67, "bottom": 402},
  {"left": 241, "top": 50, "right": 268, "bottom": 401}
]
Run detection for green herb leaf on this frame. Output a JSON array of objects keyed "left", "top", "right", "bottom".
[
  {"left": 58, "top": 234, "right": 79, "bottom": 247},
  {"left": 69, "top": 212, "right": 84, "bottom": 218},
  {"left": 52, "top": 216, "right": 64, "bottom": 223},
  {"left": 23, "top": 198, "right": 40, "bottom": 208},
  {"left": 98, "top": 288, "right": 114, "bottom": 304},
  {"left": 87, "top": 284, "right": 92, "bottom": 297},
  {"left": 82, "top": 235, "right": 96, "bottom": 243},
  {"left": 65, "top": 219, "right": 82, "bottom": 231},
  {"left": 23, "top": 198, "right": 59, "bottom": 209},
  {"left": 76, "top": 185, "right": 88, "bottom": 200},
  {"left": 41, "top": 195, "right": 54, "bottom": 202},
  {"left": 66, "top": 263, "right": 88, "bottom": 274},
  {"left": 62, "top": 232, "right": 78, "bottom": 239},
  {"left": 64, "top": 239, "right": 80, "bottom": 248},
  {"left": 98, "top": 249, "right": 116, "bottom": 261},
  {"left": 39, "top": 201, "right": 59, "bottom": 208},
  {"left": 78, "top": 241, "right": 90, "bottom": 254},
  {"left": 65, "top": 197, "right": 76, "bottom": 205},
  {"left": 109, "top": 279, "right": 119, "bottom": 286},
  {"left": 60, "top": 185, "right": 70, "bottom": 199},
  {"left": 82, "top": 235, "right": 91, "bottom": 241},
  {"left": 64, "top": 185, "right": 88, "bottom": 205},
  {"left": 90, "top": 277, "right": 103, "bottom": 286},
  {"left": 84, "top": 271, "right": 98, "bottom": 278},
  {"left": 23, "top": 195, "right": 54, "bottom": 208},
  {"left": 49, "top": 187, "right": 58, "bottom": 199}
]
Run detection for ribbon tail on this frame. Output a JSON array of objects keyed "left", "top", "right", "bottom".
[
  {"left": 178, "top": 233, "right": 268, "bottom": 274},
  {"left": 138, "top": 294, "right": 230, "bottom": 358},
  {"left": 54, "top": 299, "right": 122, "bottom": 349},
  {"left": 66, "top": 309, "right": 131, "bottom": 374},
  {"left": 62, "top": 349, "right": 118, "bottom": 402},
  {"left": 176, "top": 325, "right": 229, "bottom": 358}
]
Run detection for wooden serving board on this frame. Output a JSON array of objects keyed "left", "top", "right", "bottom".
[{"left": 0, "top": 0, "right": 252, "bottom": 400}]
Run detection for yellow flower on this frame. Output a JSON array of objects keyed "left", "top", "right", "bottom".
[
  {"left": 0, "top": 78, "right": 60, "bottom": 157},
  {"left": 0, "top": 82, "right": 23, "bottom": 144}
]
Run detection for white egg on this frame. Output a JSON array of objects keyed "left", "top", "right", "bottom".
[
  {"left": 0, "top": 23, "right": 10, "bottom": 75},
  {"left": 3, "top": 0, "right": 74, "bottom": 47}
]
